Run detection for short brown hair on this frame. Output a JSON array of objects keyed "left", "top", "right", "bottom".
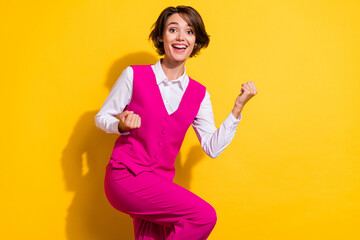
[{"left": 149, "top": 6, "right": 210, "bottom": 58}]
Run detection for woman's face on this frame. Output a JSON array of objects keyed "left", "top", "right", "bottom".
[{"left": 160, "top": 13, "right": 196, "bottom": 64}]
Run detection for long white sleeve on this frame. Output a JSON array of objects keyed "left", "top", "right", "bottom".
[{"left": 192, "top": 91, "right": 242, "bottom": 158}]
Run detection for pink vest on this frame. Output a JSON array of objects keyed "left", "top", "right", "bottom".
[{"left": 109, "top": 65, "right": 206, "bottom": 180}]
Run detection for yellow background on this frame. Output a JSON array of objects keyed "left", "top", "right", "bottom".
[{"left": 1, "top": 0, "right": 359, "bottom": 239}]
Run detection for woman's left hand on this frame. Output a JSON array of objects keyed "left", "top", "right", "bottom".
[{"left": 232, "top": 81, "right": 258, "bottom": 118}]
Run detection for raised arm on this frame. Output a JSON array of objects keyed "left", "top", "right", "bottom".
[{"left": 192, "top": 81, "right": 257, "bottom": 158}]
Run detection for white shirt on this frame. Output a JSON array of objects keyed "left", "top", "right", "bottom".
[{"left": 95, "top": 60, "right": 242, "bottom": 158}]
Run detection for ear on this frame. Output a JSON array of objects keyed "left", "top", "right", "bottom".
[{"left": 158, "top": 36, "right": 163, "bottom": 42}]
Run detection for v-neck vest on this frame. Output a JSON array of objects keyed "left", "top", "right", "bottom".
[{"left": 109, "top": 65, "right": 206, "bottom": 180}]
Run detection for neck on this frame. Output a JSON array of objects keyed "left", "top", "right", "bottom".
[{"left": 160, "top": 57, "right": 186, "bottom": 81}]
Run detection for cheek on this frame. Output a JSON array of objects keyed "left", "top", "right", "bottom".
[
  {"left": 189, "top": 38, "right": 196, "bottom": 49},
  {"left": 189, "top": 36, "right": 196, "bottom": 46}
]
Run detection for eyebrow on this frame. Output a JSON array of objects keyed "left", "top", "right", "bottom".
[{"left": 167, "top": 22, "right": 192, "bottom": 27}]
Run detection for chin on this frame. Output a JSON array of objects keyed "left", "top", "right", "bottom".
[
  {"left": 171, "top": 53, "right": 191, "bottom": 62},
  {"left": 174, "top": 57, "right": 188, "bottom": 62}
]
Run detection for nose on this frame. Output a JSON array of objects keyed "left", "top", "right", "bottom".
[{"left": 176, "top": 30, "right": 185, "bottom": 41}]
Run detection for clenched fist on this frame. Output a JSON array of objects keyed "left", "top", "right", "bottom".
[
  {"left": 116, "top": 110, "right": 141, "bottom": 133},
  {"left": 232, "top": 81, "right": 257, "bottom": 119}
]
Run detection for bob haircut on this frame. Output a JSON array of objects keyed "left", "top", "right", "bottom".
[{"left": 149, "top": 6, "right": 210, "bottom": 58}]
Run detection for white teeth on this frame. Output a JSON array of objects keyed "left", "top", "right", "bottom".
[{"left": 173, "top": 45, "right": 187, "bottom": 49}]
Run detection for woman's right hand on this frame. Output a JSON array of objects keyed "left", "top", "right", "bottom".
[{"left": 116, "top": 110, "right": 141, "bottom": 133}]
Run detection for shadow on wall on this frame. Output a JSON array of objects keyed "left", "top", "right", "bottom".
[
  {"left": 174, "top": 145, "right": 205, "bottom": 190},
  {"left": 61, "top": 52, "right": 206, "bottom": 240}
]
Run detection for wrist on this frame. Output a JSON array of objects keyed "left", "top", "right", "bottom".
[
  {"left": 118, "top": 121, "right": 127, "bottom": 133},
  {"left": 118, "top": 122, "right": 123, "bottom": 133},
  {"left": 232, "top": 105, "right": 243, "bottom": 119}
]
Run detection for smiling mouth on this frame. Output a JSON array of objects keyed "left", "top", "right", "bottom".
[{"left": 172, "top": 44, "right": 187, "bottom": 50}]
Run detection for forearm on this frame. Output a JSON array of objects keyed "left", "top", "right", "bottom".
[
  {"left": 194, "top": 112, "right": 241, "bottom": 158},
  {"left": 95, "top": 113, "right": 121, "bottom": 134},
  {"left": 231, "top": 103, "right": 244, "bottom": 119},
  {"left": 193, "top": 91, "right": 242, "bottom": 158}
]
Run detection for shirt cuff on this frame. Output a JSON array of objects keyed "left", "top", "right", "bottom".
[
  {"left": 110, "top": 119, "right": 121, "bottom": 133},
  {"left": 223, "top": 112, "right": 242, "bottom": 130},
  {"left": 111, "top": 119, "right": 130, "bottom": 135}
]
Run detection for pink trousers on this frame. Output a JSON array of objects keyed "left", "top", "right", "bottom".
[{"left": 104, "top": 163, "right": 217, "bottom": 240}]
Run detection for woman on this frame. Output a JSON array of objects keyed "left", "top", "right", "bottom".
[{"left": 95, "top": 5, "right": 257, "bottom": 240}]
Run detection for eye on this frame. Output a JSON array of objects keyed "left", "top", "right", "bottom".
[
  {"left": 169, "top": 28, "right": 177, "bottom": 33},
  {"left": 186, "top": 30, "right": 194, "bottom": 35}
]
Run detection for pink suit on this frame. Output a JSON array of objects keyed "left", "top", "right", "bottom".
[{"left": 104, "top": 65, "right": 217, "bottom": 239}]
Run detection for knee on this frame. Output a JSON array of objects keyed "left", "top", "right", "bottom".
[
  {"left": 207, "top": 205, "right": 217, "bottom": 228},
  {"left": 199, "top": 203, "right": 217, "bottom": 228}
]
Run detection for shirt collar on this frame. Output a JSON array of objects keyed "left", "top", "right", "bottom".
[{"left": 152, "top": 59, "right": 187, "bottom": 91}]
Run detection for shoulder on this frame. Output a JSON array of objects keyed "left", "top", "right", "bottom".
[
  {"left": 123, "top": 66, "right": 133, "bottom": 76},
  {"left": 129, "top": 65, "right": 155, "bottom": 82},
  {"left": 111, "top": 66, "right": 134, "bottom": 90},
  {"left": 189, "top": 76, "right": 206, "bottom": 91},
  {"left": 116, "top": 66, "right": 133, "bottom": 85},
  {"left": 130, "top": 64, "right": 152, "bottom": 71}
]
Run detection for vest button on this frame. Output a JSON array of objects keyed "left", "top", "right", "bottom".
[
  {"left": 157, "top": 142, "right": 163, "bottom": 147},
  {"left": 161, "top": 130, "right": 166, "bottom": 135},
  {"left": 154, "top": 155, "right": 159, "bottom": 160},
  {"left": 164, "top": 117, "right": 170, "bottom": 122}
]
